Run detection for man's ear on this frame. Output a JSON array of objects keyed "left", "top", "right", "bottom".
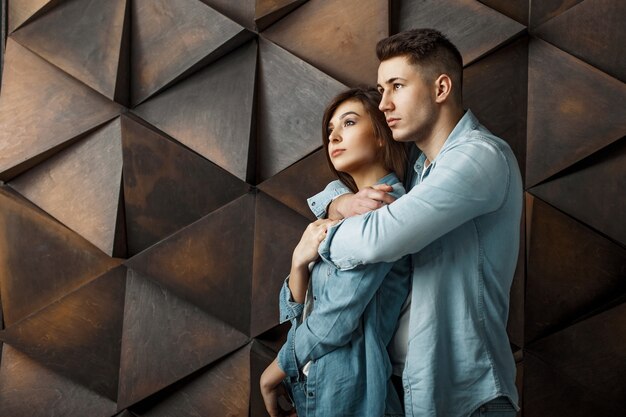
[{"left": 434, "top": 74, "right": 453, "bottom": 104}]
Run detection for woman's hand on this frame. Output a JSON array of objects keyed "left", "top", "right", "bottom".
[
  {"left": 260, "top": 359, "right": 297, "bottom": 417},
  {"left": 292, "top": 219, "right": 338, "bottom": 268}
]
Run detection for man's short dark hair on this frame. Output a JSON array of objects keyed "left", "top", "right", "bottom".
[{"left": 376, "top": 29, "right": 463, "bottom": 104}]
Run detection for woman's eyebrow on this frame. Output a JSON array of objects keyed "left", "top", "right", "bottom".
[{"left": 339, "top": 111, "right": 360, "bottom": 120}]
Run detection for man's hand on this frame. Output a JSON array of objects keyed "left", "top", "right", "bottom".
[
  {"left": 260, "top": 359, "right": 297, "bottom": 417},
  {"left": 328, "top": 184, "right": 396, "bottom": 219}
]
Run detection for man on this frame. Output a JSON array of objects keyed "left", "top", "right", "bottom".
[{"left": 307, "top": 29, "right": 522, "bottom": 416}]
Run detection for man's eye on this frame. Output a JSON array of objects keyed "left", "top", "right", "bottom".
[{"left": 394, "top": 83, "right": 403, "bottom": 90}]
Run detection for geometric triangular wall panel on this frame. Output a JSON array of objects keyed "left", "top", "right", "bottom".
[
  {"left": 526, "top": 38, "right": 626, "bottom": 187},
  {"left": 1, "top": 0, "right": 624, "bottom": 415},
  {"left": 11, "top": 0, "right": 129, "bottom": 103},
  {"left": 262, "top": 0, "right": 388, "bottom": 87}
]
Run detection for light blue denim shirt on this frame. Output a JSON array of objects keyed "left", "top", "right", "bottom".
[
  {"left": 307, "top": 110, "right": 523, "bottom": 417},
  {"left": 277, "top": 173, "right": 411, "bottom": 417}
]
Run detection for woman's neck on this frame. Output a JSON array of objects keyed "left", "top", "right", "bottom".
[{"left": 349, "top": 164, "right": 391, "bottom": 191}]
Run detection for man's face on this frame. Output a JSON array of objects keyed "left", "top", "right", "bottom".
[{"left": 377, "top": 56, "right": 437, "bottom": 143}]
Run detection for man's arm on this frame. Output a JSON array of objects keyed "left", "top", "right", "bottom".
[
  {"left": 321, "top": 141, "right": 512, "bottom": 269},
  {"left": 308, "top": 181, "right": 396, "bottom": 220}
]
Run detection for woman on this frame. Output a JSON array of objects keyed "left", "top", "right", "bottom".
[{"left": 260, "top": 88, "right": 410, "bottom": 417}]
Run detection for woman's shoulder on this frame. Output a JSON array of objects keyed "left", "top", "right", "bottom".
[{"left": 376, "top": 172, "right": 406, "bottom": 198}]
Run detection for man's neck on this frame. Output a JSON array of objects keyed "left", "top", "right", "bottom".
[{"left": 414, "top": 107, "right": 464, "bottom": 163}]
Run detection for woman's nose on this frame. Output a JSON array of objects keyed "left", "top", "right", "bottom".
[{"left": 329, "top": 130, "right": 341, "bottom": 142}]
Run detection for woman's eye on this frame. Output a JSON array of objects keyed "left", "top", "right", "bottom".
[{"left": 344, "top": 120, "right": 355, "bottom": 127}]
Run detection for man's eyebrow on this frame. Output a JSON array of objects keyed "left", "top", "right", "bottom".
[{"left": 380, "top": 77, "right": 406, "bottom": 85}]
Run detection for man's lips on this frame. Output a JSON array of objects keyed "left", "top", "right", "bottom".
[
  {"left": 386, "top": 117, "right": 400, "bottom": 127},
  {"left": 331, "top": 149, "right": 345, "bottom": 158}
]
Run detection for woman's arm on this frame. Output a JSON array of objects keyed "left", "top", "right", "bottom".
[{"left": 288, "top": 219, "right": 337, "bottom": 303}]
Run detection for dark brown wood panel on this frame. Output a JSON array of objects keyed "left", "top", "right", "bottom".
[
  {"left": 117, "top": 269, "right": 249, "bottom": 410},
  {"left": 125, "top": 194, "right": 255, "bottom": 335},
  {"left": 199, "top": 0, "right": 256, "bottom": 30},
  {"left": 255, "top": 0, "right": 307, "bottom": 31},
  {"left": 130, "top": 0, "right": 248, "bottom": 106},
  {"left": 10, "top": 118, "right": 124, "bottom": 256},
  {"left": 133, "top": 41, "right": 257, "bottom": 182},
  {"left": 120, "top": 115, "right": 250, "bottom": 256},
  {"left": 262, "top": 0, "right": 388, "bottom": 87},
  {"left": 526, "top": 38, "right": 626, "bottom": 187},
  {"left": 529, "top": 0, "right": 584, "bottom": 28},
  {"left": 525, "top": 196, "right": 626, "bottom": 343},
  {"left": 7, "top": 0, "right": 60, "bottom": 33},
  {"left": 1, "top": 266, "right": 126, "bottom": 401},
  {"left": 11, "top": 0, "right": 127, "bottom": 101},
  {"left": 0, "top": 345, "right": 117, "bottom": 417},
  {"left": 0, "top": 38, "right": 121, "bottom": 181},
  {"left": 479, "top": 0, "right": 529, "bottom": 25},
  {"left": 0, "top": 187, "right": 121, "bottom": 326}
]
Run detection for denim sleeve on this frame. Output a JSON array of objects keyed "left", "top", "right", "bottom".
[
  {"left": 278, "top": 276, "right": 304, "bottom": 323},
  {"left": 277, "top": 277, "right": 304, "bottom": 378},
  {"left": 306, "top": 179, "right": 351, "bottom": 219},
  {"left": 290, "top": 260, "right": 406, "bottom": 369},
  {"left": 320, "top": 141, "right": 510, "bottom": 269}
]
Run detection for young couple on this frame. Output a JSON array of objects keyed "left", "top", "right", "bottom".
[{"left": 260, "top": 28, "right": 523, "bottom": 417}]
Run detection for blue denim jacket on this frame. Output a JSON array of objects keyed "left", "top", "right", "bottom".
[
  {"left": 277, "top": 173, "right": 410, "bottom": 417},
  {"left": 308, "top": 111, "right": 522, "bottom": 417}
]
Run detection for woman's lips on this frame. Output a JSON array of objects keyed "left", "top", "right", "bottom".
[{"left": 331, "top": 149, "right": 345, "bottom": 158}]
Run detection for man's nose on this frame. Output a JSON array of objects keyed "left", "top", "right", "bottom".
[{"left": 379, "top": 92, "right": 393, "bottom": 112}]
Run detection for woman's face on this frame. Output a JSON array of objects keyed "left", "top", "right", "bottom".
[{"left": 327, "top": 99, "right": 381, "bottom": 174}]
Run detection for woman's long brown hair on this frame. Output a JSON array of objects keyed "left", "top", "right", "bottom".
[{"left": 321, "top": 88, "right": 407, "bottom": 193}]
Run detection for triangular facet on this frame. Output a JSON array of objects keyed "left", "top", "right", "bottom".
[
  {"left": 130, "top": 344, "right": 252, "bottom": 416},
  {"left": 11, "top": 0, "right": 128, "bottom": 101},
  {"left": 523, "top": 352, "right": 622, "bottom": 417},
  {"left": 8, "top": 0, "right": 60, "bottom": 33},
  {"left": 262, "top": 0, "right": 387, "bottom": 86},
  {"left": 130, "top": 0, "right": 250, "bottom": 105},
  {"left": 255, "top": 0, "right": 307, "bottom": 31},
  {"left": 529, "top": 0, "right": 583, "bottom": 28},
  {"left": 133, "top": 41, "right": 257, "bottom": 182},
  {"left": 478, "top": 0, "right": 529, "bottom": 25},
  {"left": 251, "top": 192, "right": 310, "bottom": 336},
  {"left": 525, "top": 197, "right": 626, "bottom": 343},
  {"left": 258, "top": 149, "right": 335, "bottom": 220},
  {"left": 526, "top": 302, "right": 626, "bottom": 410},
  {"left": 530, "top": 138, "right": 626, "bottom": 246},
  {"left": 0, "top": 187, "right": 121, "bottom": 326},
  {"left": 526, "top": 39, "right": 626, "bottom": 187},
  {"left": 394, "top": 0, "right": 526, "bottom": 65},
  {"left": 534, "top": 0, "right": 625, "bottom": 82},
  {"left": 198, "top": 0, "right": 256, "bottom": 29},
  {"left": 257, "top": 38, "right": 346, "bottom": 182},
  {"left": 463, "top": 37, "right": 528, "bottom": 182},
  {"left": 125, "top": 194, "right": 255, "bottom": 334},
  {"left": 0, "top": 39, "right": 122, "bottom": 181},
  {"left": 120, "top": 115, "right": 250, "bottom": 256},
  {"left": 117, "top": 269, "right": 249, "bottom": 410},
  {"left": 10, "top": 118, "right": 125, "bottom": 257},
  {"left": 1, "top": 267, "right": 126, "bottom": 401},
  {"left": 0, "top": 345, "right": 117, "bottom": 416}
]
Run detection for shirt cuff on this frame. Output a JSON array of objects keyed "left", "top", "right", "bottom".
[
  {"left": 279, "top": 277, "right": 304, "bottom": 323},
  {"left": 307, "top": 181, "right": 351, "bottom": 219},
  {"left": 318, "top": 219, "right": 362, "bottom": 271}
]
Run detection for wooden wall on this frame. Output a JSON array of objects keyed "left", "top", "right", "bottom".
[{"left": 0, "top": 1, "right": 624, "bottom": 416}]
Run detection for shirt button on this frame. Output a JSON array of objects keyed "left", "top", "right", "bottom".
[
  {"left": 311, "top": 202, "right": 316, "bottom": 206},
  {"left": 308, "top": 391, "right": 314, "bottom": 397},
  {"left": 313, "top": 296, "right": 317, "bottom": 300}
]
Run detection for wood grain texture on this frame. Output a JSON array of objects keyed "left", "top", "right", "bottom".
[
  {"left": 10, "top": 118, "right": 124, "bottom": 256},
  {"left": 11, "top": 0, "right": 128, "bottom": 101},
  {"left": 534, "top": 0, "right": 626, "bottom": 82},
  {"left": 526, "top": 302, "right": 626, "bottom": 412},
  {"left": 479, "top": 0, "right": 529, "bottom": 25},
  {"left": 133, "top": 41, "right": 257, "bottom": 182},
  {"left": 1, "top": 266, "right": 126, "bottom": 401},
  {"left": 251, "top": 192, "right": 309, "bottom": 336},
  {"left": 0, "top": 39, "right": 121, "bottom": 181},
  {"left": 525, "top": 196, "right": 626, "bottom": 343},
  {"left": 530, "top": 138, "right": 626, "bottom": 246},
  {"left": 257, "top": 38, "right": 345, "bottom": 181},
  {"left": 255, "top": 0, "right": 307, "bottom": 31},
  {"left": 262, "top": 0, "right": 388, "bottom": 86},
  {"left": 125, "top": 194, "right": 255, "bottom": 335},
  {"left": 117, "top": 269, "right": 249, "bottom": 410},
  {"left": 529, "top": 0, "right": 584, "bottom": 28},
  {"left": 0, "top": 187, "right": 121, "bottom": 326},
  {"left": 393, "top": 0, "right": 526, "bottom": 65},
  {"left": 130, "top": 344, "right": 251, "bottom": 417},
  {"left": 199, "top": 0, "right": 256, "bottom": 29},
  {"left": 526, "top": 38, "right": 626, "bottom": 186},
  {"left": 120, "top": 115, "right": 250, "bottom": 256},
  {"left": 131, "top": 0, "right": 248, "bottom": 105},
  {"left": 0, "top": 345, "right": 117, "bottom": 417},
  {"left": 7, "top": 0, "right": 60, "bottom": 33},
  {"left": 258, "top": 149, "right": 336, "bottom": 221}
]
